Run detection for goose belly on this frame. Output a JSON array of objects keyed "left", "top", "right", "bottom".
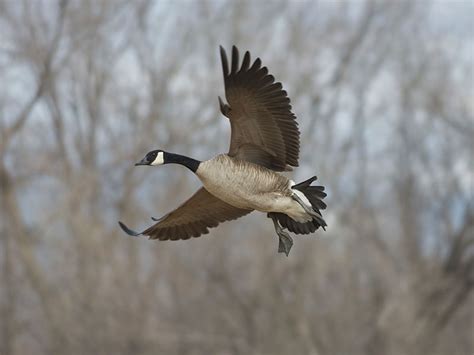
[
  {"left": 203, "top": 180, "right": 310, "bottom": 222},
  {"left": 197, "top": 158, "right": 278, "bottom": 209},
  {"left": 196, "top": 157, "right": 311, "bottom": 222},
  {"left": 203, "top": 181, "right": 283, "bottom": 211}
]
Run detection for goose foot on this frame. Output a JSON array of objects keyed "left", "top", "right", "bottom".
[
  {"left": 268, "top": 214, "right": 293, "bottom": 256},
  {"left": 278, "top": 230, "right": 294, "bottom": 256}
]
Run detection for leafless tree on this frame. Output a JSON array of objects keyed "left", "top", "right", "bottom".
[{"left": 0, "top": 0, "right": 472, "bottom": 354}]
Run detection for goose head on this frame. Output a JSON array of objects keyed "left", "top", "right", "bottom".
[
  {"left": 135, "top": 150, "right": 165, "bottom": 166},
  {"left": 135, "top": 150, "right": 200, "bottom": 172}
]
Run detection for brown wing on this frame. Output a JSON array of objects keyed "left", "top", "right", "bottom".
[
  {"left": 119, "top": 187, "right": 252, "bottom": 240},
  {"left": 219, "top": 46, "right": 300, "bottom": 171}
]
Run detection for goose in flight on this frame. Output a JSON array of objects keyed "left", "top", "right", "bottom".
[{"left": 119, "top": 46, "right": 327, "bottom": 255}]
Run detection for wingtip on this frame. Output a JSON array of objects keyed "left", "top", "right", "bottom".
[
  {"left": 220, "top": 46, "right": 229, "bottom": 77},
  {"left": 118, "top": 221, "right": 142, "bottom": 237},
  {"left": 250, "top": 57, "right": 262, "bottom": 71},
  {"left": 231, "top": 45, "right": 239, "bottom": 74},
  {"left": 221, "top": 45, "right": 241, "bottom": 53}
]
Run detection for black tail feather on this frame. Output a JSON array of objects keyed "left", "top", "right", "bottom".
[
  {"left": 292, "top": 176, "right": 318, "bottom": 189},
  {"left": 306, "top": 194, "right": 327, "bottom": 210},
  {"left": 269, "top": 212, "right": 321, "bottom": 235},
  {"left": 268, "top": 176, "right": 327, "bottom": 235}
]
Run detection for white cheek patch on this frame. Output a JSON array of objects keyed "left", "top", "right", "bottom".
[{"left": 151, "top": 151, "right": 164, "bottom": 165}]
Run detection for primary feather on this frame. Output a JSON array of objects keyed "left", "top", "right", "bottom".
[{"left": 220, "top": 46, "right": 300, "bottom": 171}]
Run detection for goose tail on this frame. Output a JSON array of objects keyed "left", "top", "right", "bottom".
[
  {"left": 269, "top": 176, "right": 327, "bottom": 235},
  {"left": 292, "top": 176, "right": 327, "bottom": 216}
]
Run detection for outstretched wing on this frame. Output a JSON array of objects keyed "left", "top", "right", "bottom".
[
  {"left": 219, "top": 45, "right": 300, "bottom": 171},
  {"left": 119, "top": 187, "right": 252, "bottom": 240}
]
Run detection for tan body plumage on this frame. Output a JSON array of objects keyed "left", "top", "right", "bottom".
[{"left": 197, "top": 155, "right": 309, "bottom": 222}]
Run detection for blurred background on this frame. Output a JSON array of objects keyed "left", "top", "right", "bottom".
[{"left": 0, "top": 0, "right": 473, "bottom": 354}]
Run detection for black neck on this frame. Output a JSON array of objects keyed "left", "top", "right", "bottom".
[{"left": 164, "top": 152, "right": 200, "bottom": 173}]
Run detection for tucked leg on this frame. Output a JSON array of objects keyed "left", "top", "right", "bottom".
[
  {"left": 291, "top": 193, "right": 327, "bottom": 228},
  {"left": 268, "top": 213, "right": 293, "bottom": 256}
]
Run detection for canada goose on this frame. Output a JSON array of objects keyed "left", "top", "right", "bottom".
[{"left": 119, "top": 46, "right": 327, "bottom": 256}]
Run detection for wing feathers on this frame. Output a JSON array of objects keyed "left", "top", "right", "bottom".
[
  {"left": 220, "top": 46, "right": 300, "bottom": 171},
  {"left": 120, "top": 187, "right": 252, "bottom": 241},
  {"left": 220, "top": 46, "right": 229, "bottom": 77},
  {"left": 240, "top": 51, "right": 251, "bottom": 72},
  {"left": 231, "top": 45, "right": 239, "bottom": 74}
]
